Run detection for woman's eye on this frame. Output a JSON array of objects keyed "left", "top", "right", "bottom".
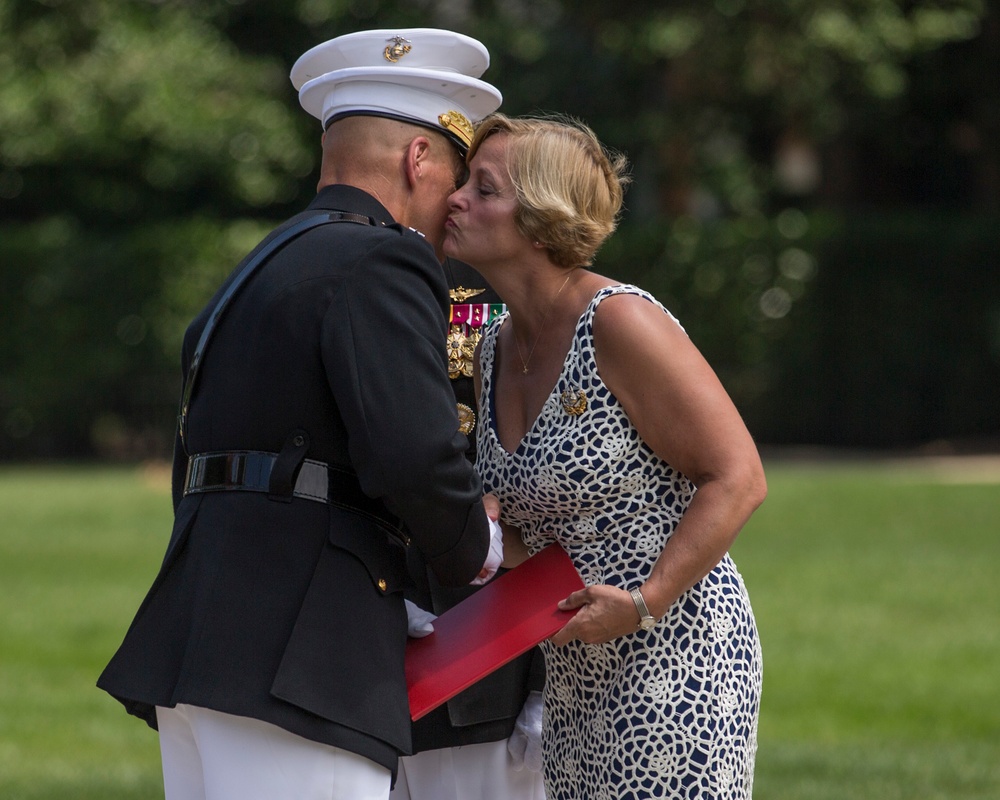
[{"left": 478, "top": 185, "right": 496, "bottom": 197}]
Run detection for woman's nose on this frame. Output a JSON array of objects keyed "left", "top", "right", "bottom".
[{"left": 448, "top": 185, "right": 467, "bottom": 209}]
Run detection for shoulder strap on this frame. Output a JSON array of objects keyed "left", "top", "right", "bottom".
[{"left": 178, "top": 210, "right": 377, "bottom": 450}]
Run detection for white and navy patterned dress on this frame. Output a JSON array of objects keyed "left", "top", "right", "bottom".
[{"left": 476, "top": 285, "right": 762, "bottom": 800}]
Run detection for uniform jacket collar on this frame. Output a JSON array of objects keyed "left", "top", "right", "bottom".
[{"left": 307, "top": 184, "right": 396, "bottom": 227}]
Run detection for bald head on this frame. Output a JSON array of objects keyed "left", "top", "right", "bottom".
[
  {"left": 318, "top": 114, "right": 467, "bottom": 257},
  {"left": 319, "top": 116, "right": 458, "bottom": 187}
]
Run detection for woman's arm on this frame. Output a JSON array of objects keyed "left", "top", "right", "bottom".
[{"left": 550, "top": 292, "right": 766, "bottom": 645}]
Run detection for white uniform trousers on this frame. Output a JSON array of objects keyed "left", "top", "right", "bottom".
[
  {"left": 156, "top": 704, "right": 391, "bottom": 800},
  {"left": 390, "top": 740, "right": 545, "bottom": 800}
]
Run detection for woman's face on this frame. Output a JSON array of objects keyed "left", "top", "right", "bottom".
[{"left": 443, "top": 134, "right": 526, "bottom": 271}]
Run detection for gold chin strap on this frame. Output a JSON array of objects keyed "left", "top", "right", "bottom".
[{"left": 438, "top": 110, "right": 474, "bottom": 150}]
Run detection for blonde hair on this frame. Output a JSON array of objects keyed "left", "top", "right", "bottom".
[{"left": 468, "top": 114, "right": 630, "bottom": 269}]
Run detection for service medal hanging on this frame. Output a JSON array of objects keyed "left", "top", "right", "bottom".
[{"left": 448, "top": 287, "right": 506, "bottom": 379}]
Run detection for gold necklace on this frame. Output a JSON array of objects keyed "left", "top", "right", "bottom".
[{"left": 513, "top": 271, "right": 574, "bottom": 374}]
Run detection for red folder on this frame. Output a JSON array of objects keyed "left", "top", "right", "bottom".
[{"left": 406, "top": 543, "right": 583, "bottom": 721}]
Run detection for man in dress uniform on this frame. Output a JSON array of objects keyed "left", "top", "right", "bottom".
[
  {"left": 391, "top": 260, "right": 546, "bottom": 800},
  {"left": 97, "top": 29, "right": 503, "bottom": 800}
]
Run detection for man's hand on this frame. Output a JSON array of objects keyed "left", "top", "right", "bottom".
[
  {"left": 507, "top": 690, "right": 544, "bottom": 772},
  {"left": 482, "top": 492, "right": 501, "bottom": 521},
  {"left": 404, "top": 599, "right": 437, "bottom": 638},
  {"left": 469, "top": 493, "right": 504, "bottom": 585},
  {"left": 470, "top": 517, "right": 503, "bottom": 585}
]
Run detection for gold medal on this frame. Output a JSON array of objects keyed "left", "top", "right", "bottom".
[
  {"left": 447, "top": 325, "right": 477, "bottom": 379},
  {"left": 456, "top": 403, "right": 476, "bottom": 435},
  {"left": 447, "top": 300, "right": 505, "bottom": 380}
]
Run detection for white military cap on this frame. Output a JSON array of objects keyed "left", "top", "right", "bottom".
[
  {"left": 290, "top": 28, "right": 491, "bottom": 86},
  {"left": 292, "top": 29, "right": 502, "bottom": 152}
]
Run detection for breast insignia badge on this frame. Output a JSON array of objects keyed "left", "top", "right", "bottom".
[{"left": 449, "top": 286, "right": 484, "bottom": 303}]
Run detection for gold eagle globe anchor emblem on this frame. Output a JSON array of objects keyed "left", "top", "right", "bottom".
[
  {"left": 560, "top": 388, "right": 588, "bottom": 416},
  {"left": 383, "top": 36, "right": 412, "bottom": 63}
]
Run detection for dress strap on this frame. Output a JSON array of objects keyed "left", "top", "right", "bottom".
[{"left": 578, "top": 284, "right": 684, "bottom": 335}]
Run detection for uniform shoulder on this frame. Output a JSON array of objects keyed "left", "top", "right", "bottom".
[{"left": 297, "top": 215, "right": 433, "bottom": 254}]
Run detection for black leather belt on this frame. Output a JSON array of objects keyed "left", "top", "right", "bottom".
[{"left": 183, "top": 451, "right": 406, "bottom": 542}]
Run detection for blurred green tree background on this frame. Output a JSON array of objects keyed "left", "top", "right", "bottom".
[{"left": 1, "top": 0, "right": 997, "bottom": 460}]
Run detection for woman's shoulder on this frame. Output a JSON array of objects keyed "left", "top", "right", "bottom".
[
  {"left": 587, "top": 283, "right": 683, "bottom": 332},
  {"left": 588, "top": 284, "right": 699, "bottom": 406}
]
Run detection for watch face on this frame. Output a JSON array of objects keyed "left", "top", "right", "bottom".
[{"left": 639, "top": 617, "right": 656, "bottom": 631}]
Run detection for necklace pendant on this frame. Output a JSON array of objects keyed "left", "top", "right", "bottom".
[{"left": 513, "top": 269, "right": 575, "bottom": 376}]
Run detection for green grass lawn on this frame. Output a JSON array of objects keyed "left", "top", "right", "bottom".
[
  {"left": 731, "top": 459, "right": 1000, "bottom": 799},
  {"left": 1, "top": 460, "right": 998, "bottom": 799}
]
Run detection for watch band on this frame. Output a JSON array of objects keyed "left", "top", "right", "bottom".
[{"left": 629, "top": 587, "right": 655, "bottom": 628}]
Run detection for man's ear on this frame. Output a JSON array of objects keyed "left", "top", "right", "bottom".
[{"left": 404, "top": 136, "right": 432, "bottom": 188}]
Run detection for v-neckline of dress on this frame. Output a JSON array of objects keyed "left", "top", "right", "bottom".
[{"left": 487, "top": 287, "right": 610, "bottom": 457}]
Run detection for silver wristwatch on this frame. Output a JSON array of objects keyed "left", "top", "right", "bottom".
[{"left": 629, "top": 587, "right": 656, "bottom": 631}]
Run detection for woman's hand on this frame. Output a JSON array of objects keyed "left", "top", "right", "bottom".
[{"left": 549, "top": 584, "right": 640, "bottom": 646}]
